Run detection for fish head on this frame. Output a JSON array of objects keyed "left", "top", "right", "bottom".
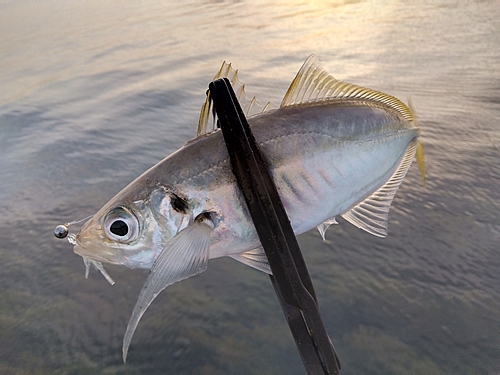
[{"left": 73, "top": 185, "right": 193, "bottom": 269}]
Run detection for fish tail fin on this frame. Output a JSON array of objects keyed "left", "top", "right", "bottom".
[
  {"left": 416, "top": 139, "right": 426, "bottom": 187},
  {"left": 407, "top": 97, "right": 426, "bottom": 187}
]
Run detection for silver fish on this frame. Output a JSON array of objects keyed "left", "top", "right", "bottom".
[{"left": 70, "top": 55, "right": 425, "bottom": 361}]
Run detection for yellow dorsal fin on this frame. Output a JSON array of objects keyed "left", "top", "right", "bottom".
[
  {"left": 198, "top": 62, "right": 272, "bottom": 136},
  {"left": 281, "top": 55, "right": 415, "bottom": 123},
  {"left": 284, "top": 55, "right": 426, "bottom": 187}
]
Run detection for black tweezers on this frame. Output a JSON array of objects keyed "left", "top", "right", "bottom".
[{"left": 209, "top": 78, "right": 341, "bottom": 375}]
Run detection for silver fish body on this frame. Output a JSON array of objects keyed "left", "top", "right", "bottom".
[
  {"left": 74, "top": 103, "right": 418, "bottom": 267},
  {"left": 69, "top": 55, "right": 425, "bottom": 361}
]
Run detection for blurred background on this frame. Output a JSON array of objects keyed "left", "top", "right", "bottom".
[{"left": 1, "top": 1, "right": 499, "bottom": 374}]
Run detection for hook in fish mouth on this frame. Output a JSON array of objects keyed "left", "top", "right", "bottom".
[
  {"left": 54, "top": 216, "right": 115, "bottom": 285},
  {"left": 54, "top": 215, "right": 93, "bottom": 239},
  {"left": 69, "top": 229, "right": 116, "bottom": 285}
]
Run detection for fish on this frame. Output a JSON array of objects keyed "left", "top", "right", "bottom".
[{"left": 69, "top": 54, "right": 425, "bottom": 362}]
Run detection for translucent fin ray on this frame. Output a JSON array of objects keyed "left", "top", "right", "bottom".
[
  {"left": 198, "top": 62, "right": 272, "bottom": 136},
  {"left": 230, "top": 247, "right": 271, "bottom": 274},
  {"left": 122, "top": 218, "right": 214, "bottom": 362},
  {"left": 341, "top": 139, "right": 418, "bottom": 237},
  {"left": 281, "top": 54, "right": 416, "bottom": 123},
  {"left": 317, "top": 217, "right": 338, "bottom": 241}
]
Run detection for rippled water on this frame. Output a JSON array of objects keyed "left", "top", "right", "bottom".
[{"left": 1, "top": 1, "right": 499, "bottom": 374}]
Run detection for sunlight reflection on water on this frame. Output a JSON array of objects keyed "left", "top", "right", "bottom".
[{"left": 0, "top": 1, "right": 499, "bottom": 374}]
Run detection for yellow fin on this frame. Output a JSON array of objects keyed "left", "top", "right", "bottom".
[
  {"left": 416, "top": 139, "right": 426, "bottom": 186},
  {"left": 407, "top": 97, "right": 426, "bottom": 186},
  {"left": 198, "top": 62, "right": 272, "bottom": 136},
  {"left": 281, "top": 55, "right": 415, "bottom": 123}
]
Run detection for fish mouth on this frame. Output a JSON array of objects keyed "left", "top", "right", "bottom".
[
  {"left": 73, "top": 243, "right": 123, "bottom": 266},
  {"left": 73, "top": 243, "right": 104, "bottom": 262}
]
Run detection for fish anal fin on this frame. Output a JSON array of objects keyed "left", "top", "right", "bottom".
[
  {"left": 317, "top": 217, "right": 338, "bottom": 241},
  {"left": 197, "top": 62, "right": 272, "bottom": 136},
  {"left": 122, "top": 216, "right": 214, "bottom": 363},
  {"left": 281, "top": 55, "right": 416, "bottom": 123},
  {"left": 230, "top": 247, "right": 271, "bottom": 275},
  {"left": 341, "top": 139, "right": 417, "bottom": 237}
]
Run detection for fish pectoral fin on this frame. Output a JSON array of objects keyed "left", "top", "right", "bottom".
[
  {"left": 341, "top": 139, "right": 417, "bottom": 237},
  {"left": 122, "top": 216, "right": 214, "bottom": 363},
  {"left": 230, "top": 247, "right": 272, "bottom": 275},
  {"left": 317, "top": 217, "right": 338, "bottom": 241},
  {"left": 198, "top": 61, "right": 272, "bottom": 136}
]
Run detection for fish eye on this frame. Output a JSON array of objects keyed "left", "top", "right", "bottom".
[{"left": 104, "top": 207, "right": 139, "bottom": 243}]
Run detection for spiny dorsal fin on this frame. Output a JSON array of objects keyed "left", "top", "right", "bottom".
[
  {"left": 281, "top": 55, "right": 416, "bottom": 123},
  {"left": 198, "top": 62, "right": 272, "bottom": 136},
  {"left": 341, "top": 139, "right": 417, "bottom": 237}
]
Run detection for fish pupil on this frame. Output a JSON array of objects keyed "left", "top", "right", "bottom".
[{"left": 110, "top": 220, "right": 128, "bottom": 236}]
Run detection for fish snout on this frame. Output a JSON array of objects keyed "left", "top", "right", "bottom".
[{"left": 72, "top": 219, "right": 122, "bottom": 265}]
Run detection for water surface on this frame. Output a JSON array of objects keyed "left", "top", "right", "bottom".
[{"left": 1, "top": 1, "right": 499, "bottom": 374}]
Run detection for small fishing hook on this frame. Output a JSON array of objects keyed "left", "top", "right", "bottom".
[{"left": 53, "top": 215, "right": 93, "bottom": 239}]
